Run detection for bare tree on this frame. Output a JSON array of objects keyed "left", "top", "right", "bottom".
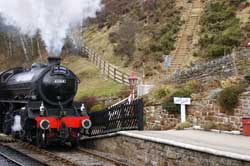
[
  {"left": 30, "top": 37, "right": 34, "bottom": 58},
  {"left": 36, "top": 37, "right": 43, "bottom": 61},
  {"left": 114, "top": 17, "right": 137, "bottom": 60},
  {"left": 7, "top": 33, "right": 13, "bottom": 57},
  {"left": 20, "top": 35, "right": 30, "bottom": 61}
]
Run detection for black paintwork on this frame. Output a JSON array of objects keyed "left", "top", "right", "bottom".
[{"left": 0, "top": 61, "right": 78, "bottom": 106}]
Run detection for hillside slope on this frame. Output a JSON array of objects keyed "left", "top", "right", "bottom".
[
  {"left": 63, "top": 55, "right": 127, "bottom": 100},
  {"left": 84, "top": 0, "right": 250, "bottom": 82},
  {"left": 85, "top": 0, "right": 187, "bottom": 83}
]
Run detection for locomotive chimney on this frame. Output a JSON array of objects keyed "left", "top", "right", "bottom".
[{"left": 48, "top": 57, "right": 61, "bottom": 66}]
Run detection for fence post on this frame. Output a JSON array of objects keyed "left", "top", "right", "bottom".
[
  {"left": 92, "top": 53, "right": 95, "bottom": 63},
  {"left": 95, "top": 54, "right": 98, "bottom": 66},
  {"left": 122, "top": 74, "right": 124, "bottom": 83},
  {"left": 136, "top": 99, "right": 144, "bottom": 131},
  {"left": 114, "top": 68, "right": 116, "bottom": 80},
  {"left": 99, "top": 57, "right": 102, "bottom": 69},
  {"left": 108, "top": 64, "right": 110, "bottom": 78},
  {"left": 103, "top": 61, "right": 106, "bottom": 74}
]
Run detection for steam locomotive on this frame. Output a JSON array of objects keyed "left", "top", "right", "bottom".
[{"left": 0, "top": 57, "right": 91, "bottom": 147}]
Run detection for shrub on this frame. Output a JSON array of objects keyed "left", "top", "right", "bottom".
[
  {"left": 79, "top": 96, "right": 99, "bottom": 111},
  {"left": 208, "top": 88, "right": 223, "bottom": 100},
  {"left": 163, "top": 101, "right": 180, "bottom": 115},
  {"left": 90, "top": 104, "right": 104, "bottom": 112},
  {"left": 172, "top": 89, "right": 192, "bottom": 98},
  {"left": 193, "top": 52, "right": 199, "bottom": 57},
  {"left": 202, "top": 121, "right": 217, "bottom": 131},
  {"left": 185, "top": 80, "right": 203, "bottom": 93},
  {"left": 162, "top": 89, "right": 192, "bottom": 115},
  {"left": 176, "top": 122, "right": 192, "bottom": 130},
  {"left": 217, "top": 83, "right": 247, "bottom": 113},
  {"left": 154, "top": 87, "right": 171, "bottom": 99},
  {"left": 149, "top": 43, "right": 162, "bottom": 52},
  {"left": 207, "top": 44, "right": 226, "bottom": 58},
  {"left": 244, "top": 75, "right": 250, "bottom": 83}
]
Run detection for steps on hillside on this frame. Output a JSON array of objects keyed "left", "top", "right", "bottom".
[{"left": 167, "top": 0, "right": 202, "bottom": 75}]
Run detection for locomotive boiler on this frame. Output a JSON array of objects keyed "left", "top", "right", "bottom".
[{"left": 0, "top": 57, "right": 91, "bottom": 147}]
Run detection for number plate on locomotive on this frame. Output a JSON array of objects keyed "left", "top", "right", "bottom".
[{"left": 54, "top": 79, "right": 66, "bottom": 84}]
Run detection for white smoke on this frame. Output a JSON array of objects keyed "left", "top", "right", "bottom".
[
  {"left": 12, "top": 115, "right": 22, "bottom": 132},
  {"left": 0, "top": 0, "right": 102, "bottom": 57}
]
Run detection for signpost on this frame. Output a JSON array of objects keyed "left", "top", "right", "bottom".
[
  {"left": 174, "top": 97, "right": 191, "bottom": 123},
  {"left": 164, "top": 55, "right": 172, "bottom": 69}
]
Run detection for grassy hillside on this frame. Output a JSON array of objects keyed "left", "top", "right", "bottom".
[
  {"left": 85, "top": 0, "right": 183, "bottom": 79},
  {"left": 62, "top": 55, "right": 127, "bottom": 100},
  {"left": 85, "top": 0, "right": 250, "bottom": 76}
]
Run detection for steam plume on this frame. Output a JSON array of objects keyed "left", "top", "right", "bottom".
[{"left": 0, "top": 0, "right": 102, "bottom": 57}]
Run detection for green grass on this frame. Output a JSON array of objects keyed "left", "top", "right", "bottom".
[{"left": 63, "top": 56, "right": 127, "bottom": 100}]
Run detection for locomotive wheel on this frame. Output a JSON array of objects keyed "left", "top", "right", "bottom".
[
  {"left": 19, "top": 130, "right": 26, "bottom": 141},
  {"left": 2, "top": 113, "right": 12, "bottom": 135},
  {"left": 70, "top": 128, "right": 80, "bottom": 148},
  {"left": 0, "top": 105, "right": 5, "bottom": 132},
  {"left": 36, "top": 129, "right": 48, "bottom": 148},
  {"left": 11, "top": 130, "right": 20, "bottom": 139},
  {"left": 71, "top": 137, "right": 79, "bottom": 148}
]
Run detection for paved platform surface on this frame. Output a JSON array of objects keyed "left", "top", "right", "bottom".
[{"left": 118, "top": 130, "right": 250, "bottom": 161}]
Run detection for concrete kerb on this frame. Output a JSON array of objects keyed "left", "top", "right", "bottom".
[{"left": 118, "top": 131, "right": 250, "bottom": 162}]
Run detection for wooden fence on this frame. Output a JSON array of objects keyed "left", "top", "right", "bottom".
[{"left": 82, "top": 47, "right": 130, "bottom": 85}]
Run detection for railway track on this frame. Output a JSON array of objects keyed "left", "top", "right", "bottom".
[
  {"left": 0, "top": 134, "right": 130, "bottom": 166},
  {"left": 0, "top": 151, "right": 26, "bottom": 166},
  {"left": 1, "top": 141, "right": 75, "bottom": 166},
  {"left": 77, "top": 148, "right": 129, "bottom": 166},
  {"left": 49, "top": 146, "right": 129, "bottom": 166}
]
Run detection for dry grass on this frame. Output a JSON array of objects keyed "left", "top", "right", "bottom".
[
  {"left": 236, "top": 6, "right": 250, "bottom": 24},
  {"left": 62, "top": 55, "right": 127, "bottom": 100},
  {"left": 84, "top": 24, "right": 130, "bottom": 72}
]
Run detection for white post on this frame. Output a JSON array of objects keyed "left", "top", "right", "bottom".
[
  {"left": 174, "top": 97, "right": 191, "bottom": 123},
  {"left": 181, "top": 104, "right": 186, "bottom": 123}
]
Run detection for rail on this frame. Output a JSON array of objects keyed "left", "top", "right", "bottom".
[
  {"left": 82, "top": 47, "right": 130, "bottom": 85},
  {"left": 0, "top": 150, "right": 26, "bottom": 166}
]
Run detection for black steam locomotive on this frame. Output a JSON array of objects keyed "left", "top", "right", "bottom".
[{"left": 0, "top": 57, "right": 91, "bottom": 147}]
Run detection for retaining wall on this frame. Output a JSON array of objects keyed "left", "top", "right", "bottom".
[
  {"left": 167, "top": 49, "right": 250, "bottom": 83},
  {"left": 83, "top": 134, "right": 250, "bottom": 166}
]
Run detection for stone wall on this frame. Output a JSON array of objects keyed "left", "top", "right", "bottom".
[
  {"left": 144, "top": 106, "right": 179, "bottom": 130},
  {"left": 187, "top": 90, "right": 250, "bottom": 131},
  {"left": 144, "top": 89, "right": 250, "bottom": 131},
  {"left": 167, "top": 49, "right": 250, "bottom": 83},
  {"left": 83, "top": 135, "right": 250, "bottom": 166}
]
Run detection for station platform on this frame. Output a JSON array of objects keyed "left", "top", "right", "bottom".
[{"left": 118, "top": 130, "right": 250, "bottom": 162}]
